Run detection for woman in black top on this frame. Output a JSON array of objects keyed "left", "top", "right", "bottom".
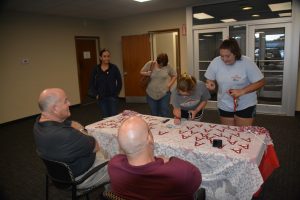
[{"left": 89, "top": 49, "right": 122, "bottom": 118}]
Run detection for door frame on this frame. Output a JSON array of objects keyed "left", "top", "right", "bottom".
[
  {"left": 74, "top": 36, "right": 100, "bottom": 103},
  {"left": 193, "top": 27, "right": 228, "bottom": 110},
  {"left": 149, "top": 28, "right": 181, "bottom": 76},
  {"left": 248, "top": 22, "right": 292, "bottom": 115},
  {"left": 189, "top": 18, "right": 294, "bottom": 115}
]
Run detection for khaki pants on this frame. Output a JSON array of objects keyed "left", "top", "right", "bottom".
[{"left": 76, "top": 152, "right": 110, "bottom": 189}]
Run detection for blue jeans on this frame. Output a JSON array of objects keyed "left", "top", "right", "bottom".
[
  {"left": 146, "top": 92, "right": 171, "bottom": 117},
  {"left": 97, "top": 97, "right": 118, "bottom": 118}
]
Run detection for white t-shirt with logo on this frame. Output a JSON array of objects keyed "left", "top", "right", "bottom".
[{"left": 204, "top": 56, "right": 264, "bottom": 112}]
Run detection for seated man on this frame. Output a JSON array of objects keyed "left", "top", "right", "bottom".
[
  {"left": 33, "top": 88, "right": 109, "bottom": 189},
  {"left": 108, "top": 116, "right": 202, "bottom": 200}
]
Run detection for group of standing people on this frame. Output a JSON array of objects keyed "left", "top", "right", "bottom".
[
  {"left": 89, "top": 38, "right": 265, "bottom": 127},
  {"left": 140, "top": 38, "right": 264, "bottom": 127}
]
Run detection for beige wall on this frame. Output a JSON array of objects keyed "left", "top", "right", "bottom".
[
  {"left": 0, "top": 9, "right": 188, "bottom": 123},
  {"left": 0, "top": 12, "right": 105, "bottom": 123},
  {"left": 101, "top": 8, "right": 189, "bottom": 88}
]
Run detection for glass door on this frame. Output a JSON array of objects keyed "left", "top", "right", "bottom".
[
  {"left": 248, "top": 23, "right": 291, "bottom": 114},
  {"left": 193, "top": 28, "right": 228, "bottom": 104}
]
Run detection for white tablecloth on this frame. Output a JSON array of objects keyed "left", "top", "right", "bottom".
[{"left": 86, "top": 113, "right": 272, "bottom": 200}]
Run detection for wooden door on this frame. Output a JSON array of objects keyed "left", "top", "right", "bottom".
[
  {"left": 122, "top": 34, "right": 151, "bottom": 102},
  {"left": 75, "top": 37, "right": 99, "bottom": 103}
]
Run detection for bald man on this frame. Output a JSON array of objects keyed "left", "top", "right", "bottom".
[
  {"left": 33, "top": 88, "right": 109, "bottom": 189},
  {"left": 108, "top": 116, "right": 202, "bottom": 200}
]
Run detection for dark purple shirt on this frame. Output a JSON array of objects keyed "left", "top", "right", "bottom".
[{"left": 108, "top": 154, "right": 201, "bottom": 200}]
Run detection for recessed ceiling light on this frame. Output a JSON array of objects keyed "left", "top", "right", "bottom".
[
  {"left": 268, "top": 2, "right": 291, "bottom": 12},
  {"left": 279, "top": 12, "right": 292, "bottom": 17},
  {"left": 133, "top": 0, "right": 151, "bottom": 2},
  {"left": 242, "top": 6, "right": 253, "bottom": 10},
  {"left": 221, "top": 18, "right": 237, "bottom": 23},
  {"left": 193, "top": 13, "right": 214, "bottom": 20},
  {"left": 252, "top": 14, "right": 260, "bottom": 17}
]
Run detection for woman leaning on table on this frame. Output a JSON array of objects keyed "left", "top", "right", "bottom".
[
  {"left": 140, "top": 53, "right": 177, "bottom": 117},
  {"left": 171, "top": 74, "right": 211, "bottom": 125},
  {"left": 204, "top": 38, "right": 265, "bottom": 126}
]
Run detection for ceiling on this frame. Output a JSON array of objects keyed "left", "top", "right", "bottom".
[
  {"left": 1, "top": 0, "right": 204, "bottom": 20},
  {"left": 1, "top": 0, "right": 292, "bottom": 21},
  {"left": 192, "top": 0, "right": 292, "bottom": 25}
]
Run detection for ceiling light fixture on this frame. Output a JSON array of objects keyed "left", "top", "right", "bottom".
[
  {"left": 133, "top": 0, "right": 151, "bottom": 2},
  {"left": 221, "top": 18, "right": 237, "bottom": 23},
  {"left": 279, "top": 12, "right": 292, "bottom": 17},
  {"left": 268, "top": 2, "right": 291, "bottom": 12},
  {"left": 193, "top": 13, "right": 214, "bottom": 20},
  {"left": 252, "top": 14, "right": 260, "bottom": 17},
  {"left": 242, "top": 6, "right": 253, "bottom": 10}
]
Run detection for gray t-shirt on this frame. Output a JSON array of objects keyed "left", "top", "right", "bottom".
[
  {"left": 171, "top": 81, "right": 211, "bottom": 111},
  {"left": 204, "top": 56, "right": 264, "bottom": 111},
  {"left": 141, "top": 61, "right": 177, "bottom": 100}
]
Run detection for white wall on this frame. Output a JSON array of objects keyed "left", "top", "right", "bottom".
[{"left": 0, "top": 12, "right": 105, "bottom": 123}]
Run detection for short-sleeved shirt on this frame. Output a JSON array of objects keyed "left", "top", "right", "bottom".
[
  {"left": 108, "top": 155, "right": 201, "bottom": 200},
  {"left": 204, "top": 56, "right": 264, "bottom": 111},
  {"left": 141, "top": 61, "right": 177, "bottom": 100},
  {"left": 33, "top": 117, "right": 96, "bottom": 177},
  {"left": 171, "top": 81, "right": 211, "bottom": 111}
]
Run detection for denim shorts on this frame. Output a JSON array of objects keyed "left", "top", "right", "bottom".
[{"left": 218, "top": 105, "right": 256, "bottom": 118}]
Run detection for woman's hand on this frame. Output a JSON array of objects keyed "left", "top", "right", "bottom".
[
  {"left": 228, "top": 89, "right": 245, "bottom": 98},
  {"left": 189, "top": 110, "right": 197, "bottom": 120},
  {"left": 174, "top": 118, "right": 181, "bottom": 125},
  {"left": 206, "top": 80, "right": 216, "bottom": 91}
]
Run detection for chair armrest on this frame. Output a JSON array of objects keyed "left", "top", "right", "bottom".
[
  {"left": 195, "top": 188, "right": 206, "bottom": 200},
  {"left": 75, "top": 160, "right": 109, "bottom": 185}
]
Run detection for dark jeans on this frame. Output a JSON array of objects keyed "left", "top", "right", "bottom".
[
  {"left": 146, "top": 92, "right": 171, "bottom": 117},
  {"left": 97, "top": 96, "right": 119, "bottom": 118}
]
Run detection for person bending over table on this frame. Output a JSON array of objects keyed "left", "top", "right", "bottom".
[
  {"left": 171, "top": 74, "right": 211, "bottom": 125},
  {"left": 108, "top": 116, "right": 202, "bottom": 200},
  {"left": 33, "top": 88, "right": 109, "bottom": 189},
  {"left": 205, "top": 38, "right": 265, "bottom": 126}
]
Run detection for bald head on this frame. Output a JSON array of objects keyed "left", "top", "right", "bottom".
[
  {"left": 118, "top": 116, "right": 153, "bottom": 155},
  {"left": 38, "top": 88, "right": 64, "bottom": 112}
]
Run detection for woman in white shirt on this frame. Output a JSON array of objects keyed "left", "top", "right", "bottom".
[{"left": 205, "top": 38, "right": 265, "bottom": 126}]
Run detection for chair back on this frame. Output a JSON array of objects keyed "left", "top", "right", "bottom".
[
  {"left": 102, "top": 191, "right": 127, "bottom": 200},
  {"left": 41, "top": 157, "right": 75, "bottom": 189}
]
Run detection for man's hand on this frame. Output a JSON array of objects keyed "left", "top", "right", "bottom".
[
  {"left": 71, "top": 121, "right": 88, "bottom": 134},
  {"left": 71, "top": 121, "right": 84, "bottom": 130}
]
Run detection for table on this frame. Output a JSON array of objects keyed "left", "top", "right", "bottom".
[{"left": 86, "top": 111, "right": 279, "bottom": 200}]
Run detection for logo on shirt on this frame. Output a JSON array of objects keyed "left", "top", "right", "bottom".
[{"left": 231, "top": 75, "right": 241, "bottom": 82}]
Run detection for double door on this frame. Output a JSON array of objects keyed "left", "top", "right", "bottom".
[{"left": 193, "top": 23, "right": 291, "bottom": 115}]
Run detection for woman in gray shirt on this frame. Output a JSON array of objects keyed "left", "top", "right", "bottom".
[{"left": 140, "top": 53, "right": 177, "bottom": 117}]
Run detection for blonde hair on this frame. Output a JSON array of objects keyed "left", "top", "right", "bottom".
[{"left": 177, "top": 74, "right": 197, "bottom": 92}]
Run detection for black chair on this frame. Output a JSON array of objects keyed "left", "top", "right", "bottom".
[
  {"left": 101, "top": 188, "right": 206, "bottom": 200},
  {"left": 195, "top": 188, "right": 206, "bottom": 200},
  {"left": 38, "top": 153, "right": 109, "bottom": 200}
]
